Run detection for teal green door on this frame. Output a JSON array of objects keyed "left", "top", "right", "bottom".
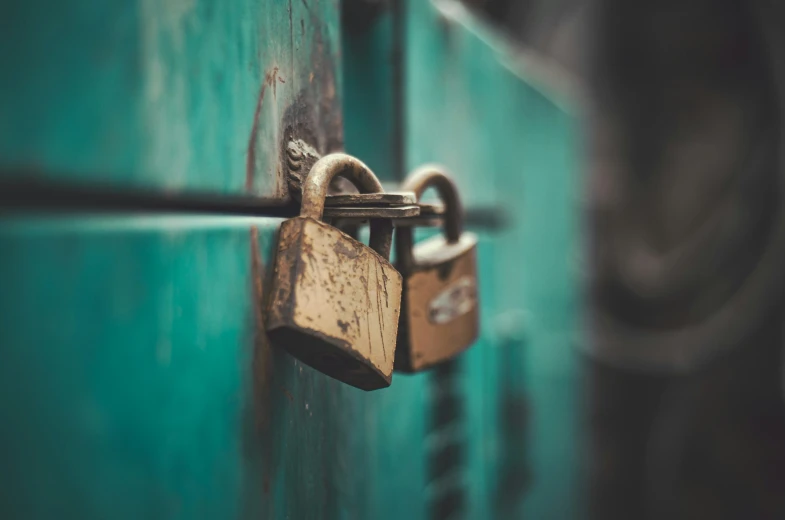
[{"left": 0, "top": 0, "right": 581, "bottom": 518}]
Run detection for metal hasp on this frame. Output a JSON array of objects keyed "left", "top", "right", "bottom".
[
  {"left": 392, "top": 202, "right": 446, "bottom": 227},
  {"left": 326, "top": 192, "right": 417, "bottom": 206},
  {"left": 323, "top": 205, "right": 419, "bottom": 219},
  {"left": 288, "top": 139, "right": 422, "bottom": 223},
  {"left": 267, "top": 153, "right": 403, "bottom": 390},
  {"left": 394, "top": 165, "right": 479, "bottom": 372}
]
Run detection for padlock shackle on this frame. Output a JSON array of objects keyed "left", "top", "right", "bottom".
[
  {"left": 300, "top": 154, "right": 384, "bottom": 220},
  {"left": 401, "top": 165, "right": 463, "bottom": 243},
  {"left": 300, "top": 153, "right": 392, "bottom": 260}
]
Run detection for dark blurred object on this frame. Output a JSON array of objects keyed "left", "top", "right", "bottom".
[
  {"left": 461, "top": 0, "right": 586, "bottom": 77},
  {"left": 465, "top": 0, "right": 785, "bottom": 518},
  {"left": 583, "top": 2, "right": 785, "bottom": 518},
  {"left": 586, "top": 0, "right": 784, "bottom": 370},
  {"left": 427, "top": 360, "right": 467, "bottom": 520},
  {"left": 587, "top": 312, "right": 785, "bottom": 520}
]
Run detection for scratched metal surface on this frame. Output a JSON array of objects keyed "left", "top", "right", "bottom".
[
  {"left": 0, "top": 0, "right": 341, "bottom": 199},
  {"left": 267, "top": 216, "right": 402, "bottom": 390}
]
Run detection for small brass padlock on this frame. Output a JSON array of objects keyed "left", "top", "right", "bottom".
[
  {"left": 394, "top": 166, "right": 479, "bottom": 372},
  {"left": 267, "top": 154, "right": 403, "bottom": 390}
]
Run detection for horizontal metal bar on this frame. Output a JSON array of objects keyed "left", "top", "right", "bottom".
[
  {"left": 0, "top": 175, "right": 510, "bottom": 230},
  {"left": 0, "top": 176, "right": 299, "bottom": 218},
  {"left": 324, "top": 205, "right": 420, "bottom": 219}
]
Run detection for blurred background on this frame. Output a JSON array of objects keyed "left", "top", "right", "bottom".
[{"left": 1, "top": 0, "right": 784, "bottom": 518}]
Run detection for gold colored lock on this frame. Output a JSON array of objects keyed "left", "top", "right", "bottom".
[
  {"left": 267, "top": 154, "right": 403, "bottom": 390},
  {"left": 394, "top": 165, "right": 479, "bottom": 372}
]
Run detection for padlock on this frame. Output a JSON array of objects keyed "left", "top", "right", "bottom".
[
  {"left": 267, "top": 153, "right": 403, "bottom": 390},
  {"left": 394, "top": 165, "right": 479, "bottom": 372}
]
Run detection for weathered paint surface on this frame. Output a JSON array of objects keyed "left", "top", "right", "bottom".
[
  {"left": 0, "top": 216, "right": 373, "bottom": 519},
  {"left": 0, "top": 0, "right": 341, "bottom": 199},
  {"left": 341, "top": 1, "right": 582, "bottom": 518},
  {"left": 341, "top": 3, "right": 402, "bottom": 181},
  {"left": 404, "top": 2, "right": 583, "bottom": 517},
  {"left": 0, "top": 1, "right": 580, "bottom": 519},
  {"left": 0, "top": 217, "right": 517, "bottom": 520}
]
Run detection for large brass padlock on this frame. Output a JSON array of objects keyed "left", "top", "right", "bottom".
[
  {"left": 394, "top": 166, "right": 479, "bottom": 372},
  {"left": 267, "top": 154, "right": 403, "bottom": 390}
]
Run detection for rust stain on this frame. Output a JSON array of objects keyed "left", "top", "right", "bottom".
[
  {"left": 267, "top": 67, "right": 279, "bottom": 98},
  {"left": 245, "top": 82, "right": 267, "bottom": 191},
  {"left": 245, "top": 67, "right": 281, "bottom": 191},
  {"left": 281, "top": 387, "right": 294, "bottom": 402},
  {"left": 250, "top": 228, "right": 263, "bottom": 298},
  {"left": 267, "top": 219, "right": 401, "bottom": 390},
  {"left": 333, "top": 238, "right": 360, "bottom": 259},
  {"left": 250, "top": 227, "right": 268, "bottom": 432}
]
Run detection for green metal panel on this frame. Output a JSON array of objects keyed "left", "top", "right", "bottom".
[
  {"left": 1, "top": 1, "right": 582, "bottom": 518},
  {"left": 0, "top": 216, "right": 376, "bottom": 519},
  {"left": 345, "top": 1, "right": 582, "bottom": 517},
  {"left": 405, "top": 2, "right": 583, "bottom": 514},
  {"left": 0, "top": 0, "right": 341, "bottom": 199},
  {"left": 342, "top": 6, "right": 402, "bottom": 181},
  {"left": 0, "top": 217, "right": 506, "bottom": 519}
]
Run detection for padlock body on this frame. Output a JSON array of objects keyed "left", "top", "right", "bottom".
[
  {"left": 267, "top": 216, "right": 402, "bottom": 390},
  {"left": 395, "top": 233, "right": 479, "bottom": 372}
]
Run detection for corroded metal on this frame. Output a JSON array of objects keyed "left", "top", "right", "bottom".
[
  {"left": 287, "top": 138, "right": 418, "bottom": 215},
  {"left": 391, "top": 216, "right": 444, "bottom": 228},
  {"left": 267, "top": 153, "right": 402, "bottom": 390},
  {"left": 286, "top": 140, "right": 382, "bottom": 202},
  {"left": 299, "top": 154, "right": 385, "bottom": 217},
  {"left": 323, "top": 204, "right": 420, "bottom": 219},
  {"left": 326, "top": 191, "right": 417, "bottom": 207},
  {"left": 394, "top": 165, "right": 479, "bottom": 373},
  {"left": 392, "top": 203, "right": 445, "bottom": 227},
  {"left": 286, "top": 139, "right": 322, "bottom": 197}
]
